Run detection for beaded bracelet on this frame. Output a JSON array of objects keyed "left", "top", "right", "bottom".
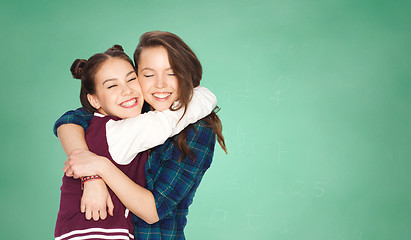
[{"left": 80, "top": 175, "right": 102, "bottom": 189}]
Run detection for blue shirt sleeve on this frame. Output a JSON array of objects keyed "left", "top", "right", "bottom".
[{"left": 53, "top": 108, "right": 93, "bottom": 137}]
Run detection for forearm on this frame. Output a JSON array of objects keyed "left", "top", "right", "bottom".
[
  {"left": 57, "top": 124, "right": 88, "bottom": 156},
  {"left": 98, "top": 158, "right": 159, "bottom": 224}
]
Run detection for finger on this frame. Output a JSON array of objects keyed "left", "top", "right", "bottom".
[
  {"left": 65, "top": 169, "right": 73, "bottom": 177},
  {"left": 63, "top": 161, "right": 71, "bottom": 173},
  {"left": 107, "top": 195, "right": 114, "bottom": 216},
  {"left": 85, "top": 208, "right": 92, "bottom": 220},
  {"left": 72, "top": 172, "right": 81, "bottom": 179},
  {"left": 80, "top": 200, "right": 86, "bottom": 213},
  {"left": 100, "top": 208, "right": 107, "bottom": 220},
  {"left": 93, "top": 209, "right": 100, "bottom": 221}
]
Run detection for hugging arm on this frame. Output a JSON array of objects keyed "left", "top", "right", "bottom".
[
  {"left": 64, "top": 122, "right": 216, "bottom": 224},
  {"left": 54, "top": 108, "right": 92, "bottom": 155},
  {"left": 64, "top": 150, "right": 159, "bottom": 223},
  {"left": 55, "top": 86, "right": 216, "bottom": 220}
]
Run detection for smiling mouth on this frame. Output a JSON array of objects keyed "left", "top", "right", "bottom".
[
  {"left": 153, "top": 92, "right": 172, "bottom": 100},
  {"left": 120, "top": 98, "right": 138, "bottom": 108}
]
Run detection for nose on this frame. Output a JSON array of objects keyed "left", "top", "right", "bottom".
[
  {"left": 154, "top": 75, "right": 167, "bottom": 89},
  {"left": 121, "top": 84, "right": 133, "bottom": 96}
]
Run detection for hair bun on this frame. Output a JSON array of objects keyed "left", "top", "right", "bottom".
[
  {"left": 70, "top": 59, "right": 87, "bottom": 79},
  {"left": 112, "top": 44, "right": 124, "bottom": 51},
  {"left": 105, "top": 44, "right": 124, "bottom": 54}
]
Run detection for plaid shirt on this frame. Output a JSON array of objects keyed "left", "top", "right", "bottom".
[{"left": 53, "top": 108, "right": 216, "bottom": 240}]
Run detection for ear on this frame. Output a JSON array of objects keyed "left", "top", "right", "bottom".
[{"left": 87, "top": 94, "right": 101, "bottom": 110}]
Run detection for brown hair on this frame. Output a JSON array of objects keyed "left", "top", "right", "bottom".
[
  {"left": 71, "top": 45, "right": 134, "bottom": 112},
  {"left": 134, "top": 31, "right": 227, "bottom": 160}
]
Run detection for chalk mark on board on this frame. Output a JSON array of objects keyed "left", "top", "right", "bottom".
[
  {"left": 209, "top": 209, "right": 228, "bottom": 228},
  {"left": 247, "top": 176, "right": 258, "bottom": 192},
  {"left": 292, "top": 181, "right": 306, "bottom": 197},
  {"left": 335, "top": 224, "right": 346, "bottom": 240},
  {"left": 313, "top": 181, "right": 327, "bottom": 198},
  {"left": 228, "top": 177, "right": 240, "bottom": 191},
  {"left": 246, "top": 208, "right": 262, "bottom": 231},
  {"left": 270, "top": 75, "right": 290, "bottom": 105}
]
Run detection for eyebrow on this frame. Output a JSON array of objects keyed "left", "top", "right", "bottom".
[
  {"left": 140, "top": 67, "right": 173, "bottom": 71},
  {"left": 102, "top": 70, "right": 136, "bottom": 85}
]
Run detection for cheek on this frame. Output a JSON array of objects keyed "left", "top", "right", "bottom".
[
  {"left": 141, "top": 86, "right": 151, "bottom": 99},
  {"left": 171, "top": 79, "right": 180, "bottom": 98},
  {"left": 104, "top": 94, "right": 116, "bottom": 106},
  {"left": 95, "top": 91, "right": 108, "bottom": 104},
  {"left": 167, "top": 77, "right": 178, "bottom": 90},
  {"left": 131, "top": 82, "right": 143, "bottom": 95},
  {"left": 138, "top": 80, "right": 150, "bottom": 96}
]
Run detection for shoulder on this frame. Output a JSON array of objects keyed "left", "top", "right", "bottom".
[
  {"left": 86, "top": 114, "right": 120, "bottom": 135},
  {"left": 89, "top": 114, "right": 119, "bottom": 127},
  {"left": 177, "top": 119, "right": 216, "bottom": 169},
  {"left": 186, "top": 119, "right": 216, "bottom": 145}
]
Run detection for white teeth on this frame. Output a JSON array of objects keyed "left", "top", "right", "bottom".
[
  {"left": 121, "top": 98, "right": 137, "bottom": 107},
  {"left": 153, "top": 93, "right": 171, "bottom": 99}
]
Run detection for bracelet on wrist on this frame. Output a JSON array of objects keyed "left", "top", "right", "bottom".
[{"left": 80, "top": 175, "right": 102, "bottom": 189}]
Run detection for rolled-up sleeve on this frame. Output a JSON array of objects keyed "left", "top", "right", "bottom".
[
  {"left": 152, "top": 123, "right": 216, "bottom": 220},
  {"left": 53, "top": 108, "right": 93, "bottom": 136}
]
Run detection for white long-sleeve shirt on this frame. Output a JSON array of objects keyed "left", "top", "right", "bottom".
[{"left": 105, "top": 86, "right": 216, "bottom": 164}]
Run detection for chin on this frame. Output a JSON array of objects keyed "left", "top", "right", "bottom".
[
  {"left": 154, "top": 107, "right": 168, "bottom": 112},
  {"left": 152, "top": 104, "right": 171, "bottom": 112},
  {"left": 147, "top": 101, "right": 170, "bottom": 112}
]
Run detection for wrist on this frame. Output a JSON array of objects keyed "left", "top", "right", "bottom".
[
  {"left": 81, "top": 175, "right": 102, "bottom": 182},
  {"left": 96, "top": 156, "right": 110, "bottom": 178},
  {"left": 83, "top": 178, "right": 104, "bottom": 187},
  {"left": 81, "top": 175, "right": 102, "bottom": 189}
]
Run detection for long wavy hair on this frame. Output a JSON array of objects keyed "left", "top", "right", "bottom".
[{"left": 134, "top": 31, "right": 227, "bottom": 160}]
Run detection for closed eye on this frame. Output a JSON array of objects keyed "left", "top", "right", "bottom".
[
  {"left": 144, "top": 74, "right": 154, "bottom": 77},
  {"left": 128, "top": 77, "right": 137, "bottom": 82},
  {"left": 107, "top": 85, "right": 117, "bottom": 89}
]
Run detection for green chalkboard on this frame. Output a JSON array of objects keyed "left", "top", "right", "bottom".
[{"left": 1, "top": 0, "right": 410, "bottom": 239}]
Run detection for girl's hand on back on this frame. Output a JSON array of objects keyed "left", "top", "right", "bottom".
[
  {"left": 81, "top": 180, "right": 114, "bottom": 221},
  {"left": 64, "top": 149, "right": 107, "bottom": 178}
]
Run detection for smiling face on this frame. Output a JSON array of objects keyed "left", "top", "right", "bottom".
[
  {"left": 87, "top": 58, "right": 143, "bottom": 119},
  {"left": 137, "top": 46, "right": 179, "bottom": 111}
]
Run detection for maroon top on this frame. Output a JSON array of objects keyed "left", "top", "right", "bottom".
[{"left": 55, "top": 115, "right": 148, "bottom": 239}]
